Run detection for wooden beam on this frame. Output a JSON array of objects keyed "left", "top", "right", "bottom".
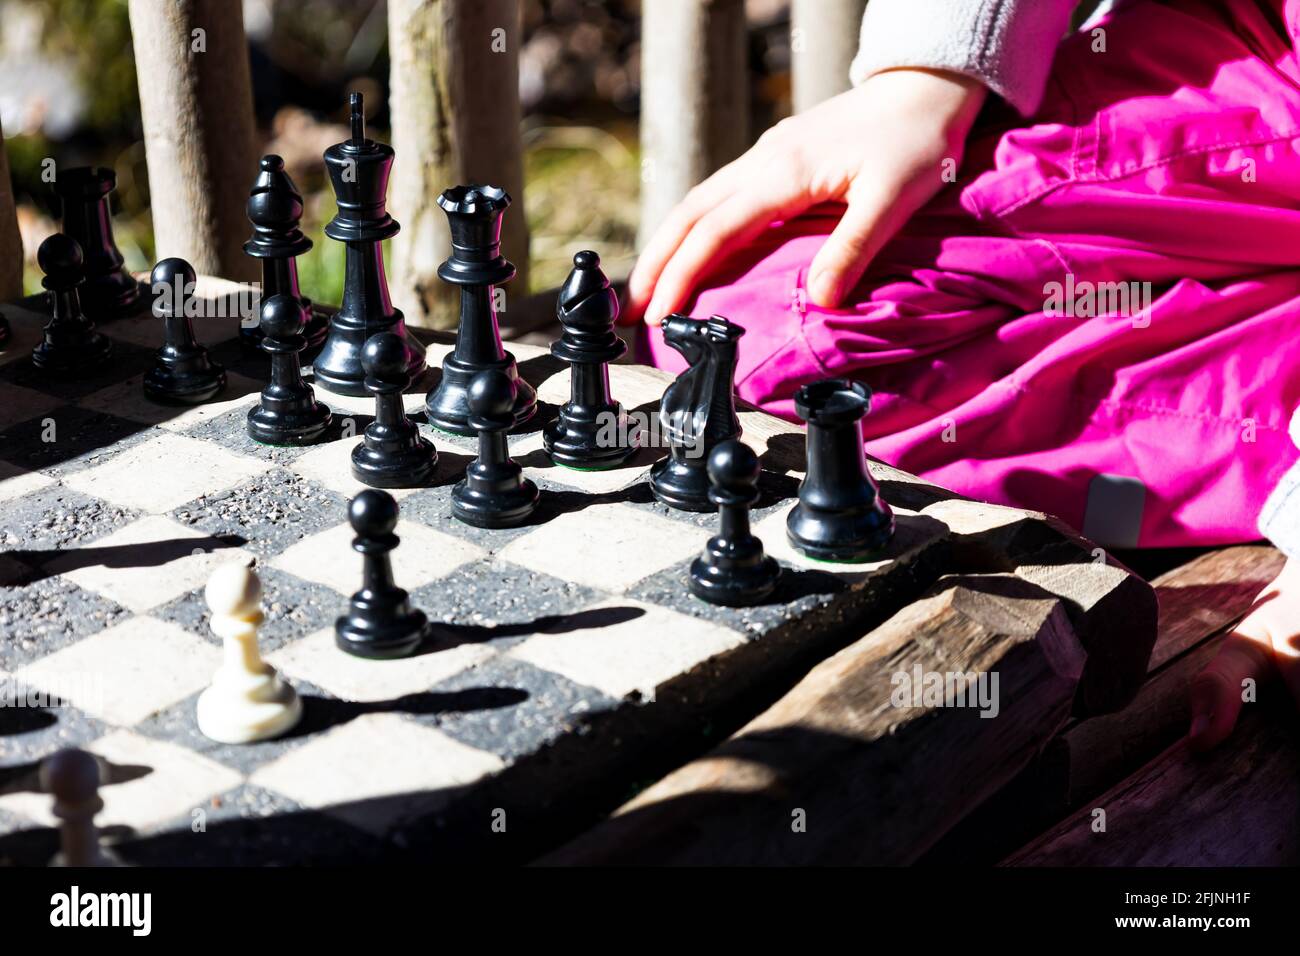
[
  {"left": 128, "top": 0, "right": 259, "bottom": 281},
  {"left": 387, "top": 0, "right": 529, "bottom": 331},
  {"left": 791, "top": 0, "right": 867, "bottom": 112},
  {"left": 0, "top": 117, "right": 23, "bottom": 300}
]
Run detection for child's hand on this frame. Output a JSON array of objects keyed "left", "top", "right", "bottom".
[
  {"left": 625, "top": 68, "right": 988, "bottom": 325},
  {"left": 1189, "top": 557, "right": 1300, "bottom": 749}
]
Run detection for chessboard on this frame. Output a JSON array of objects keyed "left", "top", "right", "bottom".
[{"left": 0, "top": 277, "right": 1158, "bottom": 865}]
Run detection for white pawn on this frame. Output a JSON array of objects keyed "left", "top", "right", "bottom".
[
  {"left": 196, "top": 563, "right": 302, "bottom": 743},
  {"left": 42, "top": 748, "right": 119, "bottom": 867}
]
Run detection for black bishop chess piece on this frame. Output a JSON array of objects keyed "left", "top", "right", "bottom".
[
  {"left": 32, "top": 233, "right": 113, "bottom": 377},
  {"left": 452, "top": 369, "right": 539, "bottom": 528},
  {"left": 246, "top": 293, "right": 332, "bottom": 445},
  {"left": 543, "top": 250, "right": 638, "bottom": 469},
  {"left": 243, "top": 154, "right": 328, "bottom": 354},
  {"left": 424, "top": 185, "right": 536, "bottom": 435},
  {"left": 786, "top": 379, "right": 895, "bottom": 561},
  {"left": 689, "top": 440, "right": 781, "bottom": 606},
  {"left": 335, "top": 489, "right": 428, "bottom": 659},
  {"left": 314, "top": 92, "right": 425, "bottom": 395},
  {"left": 648, "top": 314, "right": 745, "bottom": 511},
  {"left": 54, "top": 166, "right": 141, "bottom": 319},
  {"left": 144, "top": 257, "right": 227, "bottom": 404},
  {"left": 352, "top": 331, "right": 438, "bottom": 488}
]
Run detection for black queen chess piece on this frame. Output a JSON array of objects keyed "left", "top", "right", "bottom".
[
  {"left": 648, "top": 314, "right": 744, "bottom": 512},
  {"left": 351, "top": 331, "right": 438, "bottom": 488},
  {"left": 451, "top": 369, "right": 539, "bottom": 528},
  {"left": 786, "top": 379, "right": 895, "bottom": 561},
  {"left": 543, "top": 250, "right": 638, "bottom": 469},
  {"left": 144, "top": 257, "right": 227, "bottom": 404},
  {"left": 32, "top": 233, "right": 114, "bottom": 376},
  {"left": 246, "top": 293, "right": 332, "bottom": 445},
  {"left": 689, "top": 440, "right": 781, "bottom": 606},
  {"left": 54, "top": 166, "right": 141, "bottom": 319},
  {"left": 424, "top": 185, "right": 536, "bottom": 435},
  {"left": 313, "top": 92, "right": 425, "bottom": 395},
  {"left": 335, "top": 490, "right": 428, "bottom": 659}
]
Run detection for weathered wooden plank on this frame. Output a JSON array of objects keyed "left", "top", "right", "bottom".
[{"left": 791, "top": 0, "right": 867, "bottom": 112}]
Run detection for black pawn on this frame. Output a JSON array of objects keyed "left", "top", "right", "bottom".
[
  {"left": 144, "top": 257, "right": 226, "bottom": 404},
  {"left": 246, "top": 294, "right": 331, "bottom": 445},
  {"left": 690, "top": 440, "right": 781, "bottom": 606},
  {"left": 351, "top": 332, "right": 438, "bottom": 487},
  {"left": 32, "top": 234, "right": 113, "bottom": 376},
  {"left": 451, "top": 369, "right": 539, "bottom": 528},
  {"left": 335, "top": 490, "right": 427, "bottom": 659},
  {"left": 54, "top": 166, "right": 141, "bottom": 319},
  {"left": 543, "top": 250, "right": 638, "bottom": 469},
  {"left": 786, "top": 379, "right": 895, "bottom": 562}
]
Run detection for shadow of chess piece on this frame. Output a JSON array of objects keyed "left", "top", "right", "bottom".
[
  {"left": 452, "top": 369, "right": 539, "bottom": 528},
  {"left": 246, "top": 294, "right": 331, "bottom": 445},
  {"left": 335, "top": 490, "right": 428, "bottom": 659},
  {"left": 41, "top": 749, "right": 119, "bottom": 867},
  {"left": 143, "top": 257, "right": 227, "bottom": 404},
  {"left": 31, "top": 233, "right": 114, "bottom": 377},
  {"left": 690, "top": 440, "right": 781, "bottom": 606},
  {"left": 544, "top": 250, "right": 639, "bottom": 469},
  {"left": 648, "top": 314, "right": 744, "bottom": 512},
  {"left": 424, "top": 185, "right": 536, "bottom": 435},
  {"left": 54, "top": 166, "right": 141, "bottom": 320},
  {"left": 786, "top": 379, "right": 895, "bottom": 561},
  {"left": 351, "top": 331, "right": 438, "bottom": 487}
]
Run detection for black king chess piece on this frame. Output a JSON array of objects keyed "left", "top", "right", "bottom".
[
  {"left": 314, "top": 92, "right": 425, "bottom": 395},
  {"left": 689, "top": 440, "right": 781, "bottom": 606},
  {"left": 54, "top": 166, "right": 141, "bottom": 319},
  {"left": 786, "top": 379, "right": 895, "bottom": 561},
  {"left": 352, "top": 331, "right": 438, "bottom": 488},
  {"left": 246, "top": 294, "right": 332, "bottom": 445},
  {"left": 543, "top": 250, "right": 638, "bottom": 469},
  {"left": 243, "top": 154, "right": 328, "bottom": 354},
  {"left": 144, "top": 257, "right": 226, "bottom": 404},
  {"left": 32, "top": 234, "right": 113, "bottom": 376},
  {"left": 335, "top": 490, "right": 428, "bottom": 659},
  {"left": 424, "top": 185, "right": 536, "bottom": 435},
  {"left": 648, "top": 314, "right": 745, "bottom": 511},
  {"left": 452, "top": 369, "right": 539, "bottom": 528}
]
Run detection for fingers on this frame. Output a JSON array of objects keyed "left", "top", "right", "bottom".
[{"left": 1188, "top": 628, "right": 1274, "bottom": 752}]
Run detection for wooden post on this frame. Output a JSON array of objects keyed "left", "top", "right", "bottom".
[
  {"left": 637, "top": 0, "right": 750, "bottom": 249},
  {"left": 128, "top": 0, "right": 259, "bottom": 281},
  {"left": 387, "top": 0, "right": 529, "bottom": 331},
  {"left": 0, "top": 118, "right": 23, "bottom": 300},
  {"left": 791, "top": 0, "right": 867, "bottom": 112}
]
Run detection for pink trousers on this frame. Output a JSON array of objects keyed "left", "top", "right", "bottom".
[{"left": 641, "top": 0, "right": 1300, "bottom": 548}]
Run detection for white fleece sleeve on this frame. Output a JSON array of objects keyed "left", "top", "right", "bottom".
[
  {"left": 1258, "top": 407, "right": 1300, "bottom": 559},
  {"left": 848, "top": 0, "right": 1080, "bottom": 117}
]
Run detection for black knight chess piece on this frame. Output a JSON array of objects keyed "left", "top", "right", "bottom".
[
  {"left": 144, "top": 257, "right": 227, "bottom": 404},
  {"left": 31, "top": 234, "right": 113, "bottom": 376},
  {"left": 313, "top": 92, "right": 425, "bottom": 395},
  {"left": 424, "top": 185, "right": 536, "bottom": 435},
  {"left": 335, "top": 490, "right": 428, "bottom": 659},
  {"left": 243, "top": 154, "right": 328, "bottom": 354},
  {"left": 246, "top": 293, "right": 332, "bottom": 445},
  {"left": 54, "top": 166, "right": 141, "bottom": 319},
  {"left": 543, "top": 250, "right": 638, "bottom": 469},
  {"left": 786, "top": 379, "right": 895, "bottom": 561},
  {"left": 351, "top": 331, "right": 438, "bottom": 488},
  {"left": 451, "top": 369, "right": 539, "bottom": 528},
  {"left": 689, "top": 440, "right": 781, "bottom": 606},
  {"left": 648, "top": 314, "right": 744, "bottom": 511}
]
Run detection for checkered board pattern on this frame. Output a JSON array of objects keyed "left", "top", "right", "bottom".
[{"left": 0, "top": 277, "right": 1075, "bottom": 865}]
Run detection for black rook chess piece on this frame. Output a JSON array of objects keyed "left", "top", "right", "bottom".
[
  {"left": 451, "top": 369, "right": 539, "bottom": 528},
  {"left": 246, "top": 293, "right": 332, "bottom": 445},
  {"left": 543, "top": 250, "right": 638, "bottom": 469},
  {"left": 352, "top": 331, "right": 438, "bottom": 488},
  {"left": 689, "top": 440, "right": 781, "bottom": 606},
  {"left": 144, "top": 257, "right": 227, "bottom": 404},
  {"left": 335, "top": 490, "right": 428, "bottom": 659},
  {"left": 243, "top": 154, "right": 328, "bottom": 354},
  {"left": 424, "top": 185, "right": 536, "bottom": 435},
  {"left": 314, "top": 92, "right": 425, "bottom": 395},
  {"left": 648, "top": 314, "right": 744, "bottom": 512},
  {"left": 54, "top": 166, "right": 141, "bottom": 319},
  {"left": 786, "top": 379, "right": 895, "bottom": 561},
  {"left": 32, "top": 234, "right": 113, "bottom": 376}
]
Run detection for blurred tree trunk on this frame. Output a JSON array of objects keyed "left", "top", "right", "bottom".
[
  {"left": 0, "top": 118, "right": 23, "bottom": 299},
  {"left": 791, "top": 0, "right": 867, "bottom": 113}
]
